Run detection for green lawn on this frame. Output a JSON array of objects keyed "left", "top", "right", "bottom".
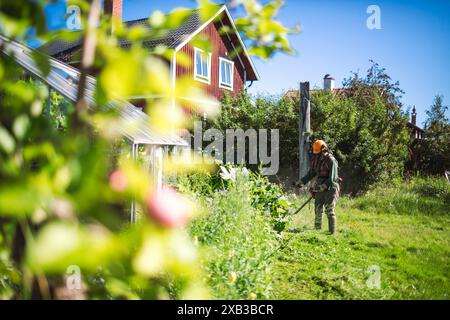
[{"left": 272, "top": 193, "right": 450, "bottom": 299}]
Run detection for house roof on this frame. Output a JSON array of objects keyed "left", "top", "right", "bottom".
[
  {"left": 407, "top": 122, "right": 425, "bottom": 132},
  {"left": 39, "top": 6, "right": 259, "bottom": 80},
  {"left": 123, "top": 9, "right": 204, "bottom": 49},
  {"left": 40, "top": 36, "right": 82, "bottom": 56},
  {"left": 41, "top": 9, "right": 204, "bottom": 55}
]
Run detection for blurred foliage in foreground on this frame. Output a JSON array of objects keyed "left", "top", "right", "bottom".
[{"left": 0, "top": 0, "right": 296, "bottom": 299}]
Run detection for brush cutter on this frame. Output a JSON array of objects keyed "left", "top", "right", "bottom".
[{"left": 291, "top": 195, "right": 314, "bottom": 215}]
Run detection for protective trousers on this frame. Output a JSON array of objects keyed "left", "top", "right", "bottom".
[{"left": 313, "top": 186, "right": 339, "bottom": 234}]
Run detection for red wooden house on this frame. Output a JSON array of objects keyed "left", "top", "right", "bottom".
[{"left": 41, "top": 1, "right": 259, "bottom": 102}]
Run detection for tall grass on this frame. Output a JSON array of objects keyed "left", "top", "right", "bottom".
[
  {"left": 273, "top": 176, "right": 450, "bottom": 299},
  {"left": 348, "top": 176, "right": 450, "bottom": 216},
  {"left": 187, "top": 173, "right": 277, "bottom": 299}
]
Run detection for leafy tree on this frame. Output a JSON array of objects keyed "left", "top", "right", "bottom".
[
  {"left": 209, "top": 62, "right": 411, "bottom": 194},
  {"left": 417, "top": 95, "right": 450, "bottom": 174},
  {"left": 310, "top": 61, "right": 410, "bottom": 194}
]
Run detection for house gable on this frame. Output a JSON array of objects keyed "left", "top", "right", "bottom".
[{"left": 176, "top": 18, "right": 247, "bottom": 97}]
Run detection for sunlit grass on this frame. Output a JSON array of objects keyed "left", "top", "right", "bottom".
[{"left": 272, "top": 178, "right": 450, "bottom": 299}]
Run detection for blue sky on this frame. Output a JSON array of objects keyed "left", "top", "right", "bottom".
[{"left": 43, "top": 0, "right": 450, "bottom": 126}]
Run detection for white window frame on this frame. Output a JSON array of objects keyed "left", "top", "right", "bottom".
[
  {"left": 219, "top": 57, "right": 234, "bottom": 91},
  {"left": 194, "top": 47, "right": 212, "bottom": 84}
]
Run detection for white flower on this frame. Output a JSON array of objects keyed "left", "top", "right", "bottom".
[{"left": 219, "top": 165, "right": 236, "bottom": 181}]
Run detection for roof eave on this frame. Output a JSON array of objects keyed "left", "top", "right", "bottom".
[
  {"left": 221, "top": 6, "right": 259, "bottom": 81},
  {"left": 174, "top": 5, "right": 259, "bottom": 81}
]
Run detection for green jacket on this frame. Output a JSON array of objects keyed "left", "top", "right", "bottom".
[{"left": 301, "top": 153, "right": 339, "bottom": 190}]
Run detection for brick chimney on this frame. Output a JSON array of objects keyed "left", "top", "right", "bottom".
[
  {"left": 411, "top": 106, "right": 417, "bottom": 126},
  {"left": 104, "top": 0, "right": 123, "bottom": 22}
]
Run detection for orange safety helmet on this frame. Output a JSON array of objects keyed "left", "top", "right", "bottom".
[{"left": 312, "top": 140, "right": 327, "bottom": 154}]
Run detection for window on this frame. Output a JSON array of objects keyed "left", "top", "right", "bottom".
[
  {"left": 219, "top": 57, "right": 234, "bottom": 90},
  {"left": 194, "top": 47, "right": 211, "bottom": 84}
]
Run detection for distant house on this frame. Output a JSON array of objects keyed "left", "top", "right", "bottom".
[
  {"left": 407, "top": 106, "right": 424, "bottom": 141},
  {"left": 406, "top": 106, "right": 425, "bottom": 172},
  {"left": 40, "top": 1, "right": 259, "bottom": 102}
]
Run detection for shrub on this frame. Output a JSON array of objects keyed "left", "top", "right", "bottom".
[
  {"left": 175, "top": 171, "right": 219, "bottom": 197},
  {"left": 248, "top": 171, "right": 293, "bottom": 232},
  {"left": 176, "top": 163, "right": 294, "bottom": 232},
  {"left": 208, "top": 92, "right": 299, "bottom": 168}
]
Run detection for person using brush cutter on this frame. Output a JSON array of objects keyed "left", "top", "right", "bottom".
[{"left": 295, "top": 140, "right": 340, "bottom": 234}]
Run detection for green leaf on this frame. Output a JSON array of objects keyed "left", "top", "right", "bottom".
[
  {"left": 12, "top": 114, "right": 30, "bottom": 140},
  {"left": 278, "top": 199, "right": 289, "bottom": 207},
  {"left": 0, "top": 185, "right": 40, "bottom": 217},
  {"left": 0, "top": 127, "right": 15, "bottom": 154},
  {"left": 249, "top": 46, "right": 271, "bottom": 60},
  {"left": 261, "top": 1, "right": 283, "bottom": 19}
]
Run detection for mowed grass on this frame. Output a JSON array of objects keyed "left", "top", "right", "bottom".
[{"left": 272, "top": 179, "right": 450, "bottom": 299}]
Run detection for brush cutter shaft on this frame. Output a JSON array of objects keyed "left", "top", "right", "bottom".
[{"left": 292, "top": 196, "right": 314, "bottom": 215}]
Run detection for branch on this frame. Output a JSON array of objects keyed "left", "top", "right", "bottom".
[{"left": 75, "top": 0, "right": 102, "bottom": 125}]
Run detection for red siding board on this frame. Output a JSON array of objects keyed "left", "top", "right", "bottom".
[{"left": 176, "top": 21, "right": 245, "bottom": 100}]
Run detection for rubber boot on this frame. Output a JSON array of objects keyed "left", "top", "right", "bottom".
[
  {"left": 314, "top": 212, "right": 322, "bottom": 230},
  {"left": 314, "top": 201, "right": 323, "bottom": 230},
  {"left": 328, "top": 215, "right": 336, "bottom": 234}
]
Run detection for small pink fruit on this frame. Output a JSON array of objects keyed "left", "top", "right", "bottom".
[
  {"left": 109, "top": 170, "right": 128, "bottom": 192},
  {"left": 146, "top": 187, "right": 189, "bottom": 228}
]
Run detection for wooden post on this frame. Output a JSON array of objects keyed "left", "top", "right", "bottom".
[{"left": 299, "top": 82, "right": 311, "bottom": 181}]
